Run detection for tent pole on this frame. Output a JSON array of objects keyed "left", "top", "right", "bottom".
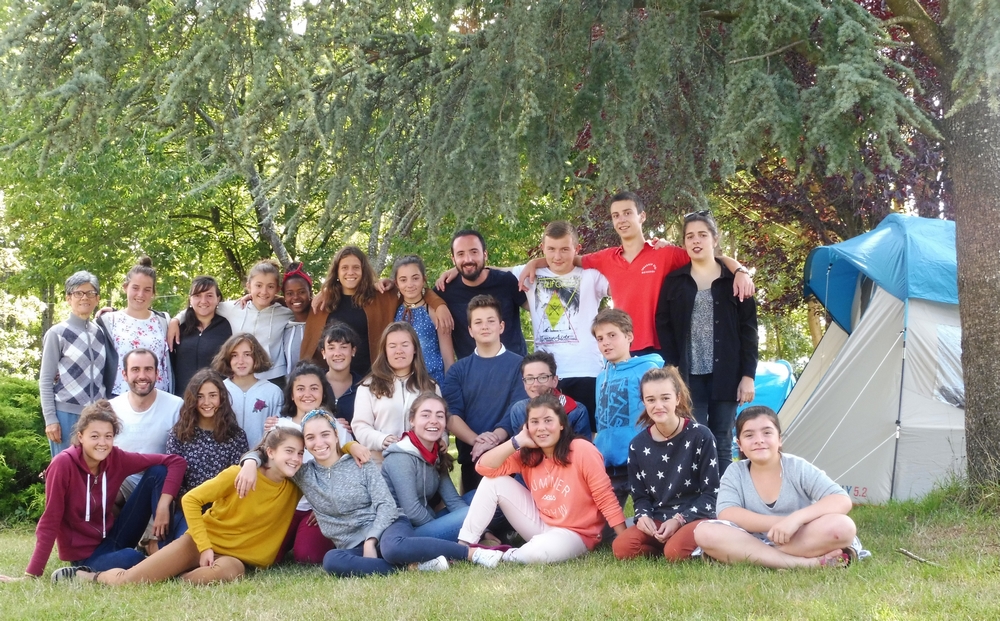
[{"left": 889, "top": 299, "right": 910, "bottom": 501}]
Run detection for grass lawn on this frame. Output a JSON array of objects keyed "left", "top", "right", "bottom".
[{"left": 2, "top": 486, "right": 999, "bottom": 620}]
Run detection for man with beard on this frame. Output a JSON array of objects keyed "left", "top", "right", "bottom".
[
  {"left": 433, "top": 230, "right": 528, "bottom": 359},
  {"left": 110, "top": 348, "right": 183, "bottom": 455}
]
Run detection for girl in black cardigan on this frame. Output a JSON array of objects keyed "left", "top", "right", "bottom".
[{"left": 655, "top": 212, "right": 757, "bottom": 476}]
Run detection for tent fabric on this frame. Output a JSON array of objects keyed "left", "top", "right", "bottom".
[
  {"left": 803, "top": 213, "right": 957, "bottom": 332},
  {"left": 781, "top": 214, "right": 963, "bottom": 504},
  {"left": 739, "top": 360, "right": 795, "bottom": 415}
]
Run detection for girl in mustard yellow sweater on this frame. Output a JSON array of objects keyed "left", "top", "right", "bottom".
[{"left": 72, "top": 427, "right": 304, "bottom": 585}]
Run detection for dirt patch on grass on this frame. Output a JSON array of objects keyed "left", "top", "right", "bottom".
[{"left": 907, "top": 519, "right": 1000, "bottom": 560}]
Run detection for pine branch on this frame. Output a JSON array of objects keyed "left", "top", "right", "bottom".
[{"left": 729, "top": 40, "right": 806, "bottom": 65}]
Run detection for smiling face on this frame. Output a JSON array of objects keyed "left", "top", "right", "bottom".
[
  {"left": 283, "top": 277, "right": 312, "bottom": 318},
  {"left": 410, "top": 397, "right": 448, "bottom": 448},
  {"left": 229, "top": 341, "right": 255, "bottom": 378},
  {"left": 78, "top": 420, "right": 115, "bottom": 467},
  {"left": 542, "top": 234, "right": 579, "bottom": 276},
  {"left": 124, "top": 273, "right": 155, "bottom": 313},
  {"left": 265, "top": 437, "right": 304, "bottom": 479},
  {"left": 337, "top": 255, "right": 363, "bottom": 295},
  {"left": 593, "top": 323, "right": 633, "bottom": 364},
  {"left": 609, "top": 199, "right": 646, "bottom": 243},
  {"left": 522, "top": 361, "right": 558, "bottom": 399},
  {"left": 468, "top": 306, "right": 503, "bottom": 348},
  {"left": 67, "top": 285, "right": 100, "bottom": 319},
  {"left": 385, "top": 329, "right": 416, "bottom": 374},
  {"left": 641, "top": 378, "right": 680, "bottom": 428},
  {"left": 736, "top": 414, "right": 782, "bottom": 464},
  {"left": 292, "top": 373, "right": 325, "bottom": 417},
  {"left": 322, "top": 339, "right": 356, "bottom": 373},
  {"left": 248, "top": 273, "right": 280, "bottom": 310},
  {"left": 683, "top": 220, "right": 718, "bottom": 261},
  {"left": 302, "top": 417, "right": 338, "bottom": 465},
  {"left": 526, "top": 405, "right": 564, "bottom": 451},
  {"left": 189, "top": 287, "right": 221, "bottom": 321},
  {"left": 123, "top": 352, "right": 158, "bottom": 397},
  {"left": 394, "top": 263, "right": 426, "bottom": 304},
  {"left": 196, "top": 381, "right": 221, "bottom": 423},
  {"left": 451, "top": 235, "right": 486, "bottom": 283}
]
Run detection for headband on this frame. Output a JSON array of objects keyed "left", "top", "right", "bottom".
[
  {"left": 283, "top": 262, "right": 313, "bottom": 288},
  {"left": 301, "top": 408, "right": 336, "bottom": 430}
]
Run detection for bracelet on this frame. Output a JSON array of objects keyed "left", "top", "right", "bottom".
[
  {"left": 511, "top": 436, "right": 521, "bottom": 450},
  {"left": 672, "top": 513, "right": 687, "bottom": 525}
]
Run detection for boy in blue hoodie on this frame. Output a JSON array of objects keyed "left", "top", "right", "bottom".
[{"left": 592, "top": 309, "right": 663, "bottom": 508}]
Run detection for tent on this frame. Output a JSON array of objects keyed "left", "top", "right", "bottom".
[{"left": 778, "top": 214, "right": 964, "bottom": 504}]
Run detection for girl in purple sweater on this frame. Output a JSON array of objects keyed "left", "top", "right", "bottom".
[{"left": 0, "top": 400, "right": 185, "bottom": 581}]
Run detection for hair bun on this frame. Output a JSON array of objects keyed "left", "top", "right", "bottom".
[{"left": 138, "top": 256, "right": 154, "bottom": 268}]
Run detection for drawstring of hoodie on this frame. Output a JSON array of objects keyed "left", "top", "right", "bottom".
[{"left": 84, "top": 472, "right": 108, "bottom": 538}]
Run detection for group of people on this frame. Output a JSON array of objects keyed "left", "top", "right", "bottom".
[{"left": 2, "top": 191, "right": 862, "bottom": 586}]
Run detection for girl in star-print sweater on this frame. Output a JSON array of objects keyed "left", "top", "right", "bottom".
[{"left": 613, "top": 366, "right": 719, "bottom": 562}]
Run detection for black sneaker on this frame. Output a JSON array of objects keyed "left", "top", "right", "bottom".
[{"left": 50, "top": 565, "right": 92, "bottom": 583}]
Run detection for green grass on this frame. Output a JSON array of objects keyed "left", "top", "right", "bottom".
[{"left": 2, "top": 485, "right": 1000, "bottom": 620}]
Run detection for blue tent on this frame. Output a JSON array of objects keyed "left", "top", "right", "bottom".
[{"left": 802, "top": 213, "right": 957, "bottom": 332}]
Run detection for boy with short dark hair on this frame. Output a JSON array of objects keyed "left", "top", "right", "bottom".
[
  {"left": 443, "top": 295, "right": 528, "bottom": 493},
  {"left": 592, "top": 309, "right": 663, "bottom": 507},
  {"left": 501, "top": 351, "right": 592, "bottom": 439}
]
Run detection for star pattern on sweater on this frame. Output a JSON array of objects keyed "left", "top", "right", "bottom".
[
  {"left": 684, "top": 479, "right": 691, "bottom": 487},
  {"left": 643, "top": 447, "right": 651, "bottom": 456},
  {"left": 656, "top": 471, "right": 664, "bottom": 479}
]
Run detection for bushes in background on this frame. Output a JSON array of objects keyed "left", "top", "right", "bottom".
[{"left": 0, "top": 377, "right": 48, "bottom": 521}]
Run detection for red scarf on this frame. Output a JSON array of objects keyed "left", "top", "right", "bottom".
[{"left": 403, "top": 431, "right": 439, "bottom": 465}]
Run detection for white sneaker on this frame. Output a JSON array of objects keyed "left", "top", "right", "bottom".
[
  {"left": 415, "top": 555, "right": 450, "bottom": 572},
  {"left": 50, "top": 566, "right": 85, "bottom": 583},
  {"left": 470, "top": 548, "right": 504, "bottom": 568}
]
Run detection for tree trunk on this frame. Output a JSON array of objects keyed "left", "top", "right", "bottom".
[
  {"left": 40, "top": 282, "right": 55, "bottom": 338},
  {"left": 945, "top": 97, "right": 1000, "bottom": 487},
  {"left": 807, "top": 298, "right": 824, "bottom": 348},
  {"left": 244, "top": 162, "right": 291, "bottom": 267}
]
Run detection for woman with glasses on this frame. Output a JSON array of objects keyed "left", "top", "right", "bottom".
[
  {"left": 655, "top": 211, "right": 758, "bottom": 476},
  {"left": 39, "top": 271, "right": 109, "bottom": 456}
]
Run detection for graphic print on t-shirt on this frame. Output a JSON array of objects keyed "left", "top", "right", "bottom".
[{"left": 534, "top": 274, "right": 582, "bottom": 346}]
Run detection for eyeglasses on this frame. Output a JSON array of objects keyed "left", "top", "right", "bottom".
[
  {"left": 683, "top": 210, "right": 711, "bottom": 220},
  {"left": 69, "top": 290, "right": 99, "bottom": 299},
  {"left": 522, "top": 374, "right": 553, "bottom": 385}
]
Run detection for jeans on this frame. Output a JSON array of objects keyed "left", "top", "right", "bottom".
[
  {"left": 411, "top": 505, "right": 471, "bottom": 542},
  {"left": 75, "top": 466, "right": 173, "bottom": 572},
  {"left": 688, "top": 374, "right": 738, "bottom": 476},
  {"left": 48, "top": 410, "right": 79, "bottom": 457},
  {"left": 322, "top": 517, "right": 469, "bottom": 577}
]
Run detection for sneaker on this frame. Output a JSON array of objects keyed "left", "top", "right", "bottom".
[
  {"left": 470, "top": 548, "right": 505, "bottom": 568},
  {"left": 50, "top": 565, "right": 90, "bottom": 583},
  {"left": 415, "top": 556, "right": 450, "bottom": 572}
]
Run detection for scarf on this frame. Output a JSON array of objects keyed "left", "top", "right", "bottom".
[{"left": 403, "top": 430, "right": 439, "bottom": 465}]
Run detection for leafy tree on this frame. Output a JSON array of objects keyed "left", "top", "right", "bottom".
[{"left": 2, "top": 1, "right": 999, "bottom": 483}]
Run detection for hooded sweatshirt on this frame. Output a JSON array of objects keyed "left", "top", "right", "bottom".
[
  {"left": 381, "top": 435, "right": 466, "bottom": 527},
  {"left": 594, "top": 353, "right": 663, "bottom": 468},
  {"left": 216, "top": 301, "right": 294, "bottom": 380},
  {"left": 225, "top": 378, "right": 283, "bottom": 449},
  {"left": 26, "top": 445, "right": 186, "bottom": 576}
]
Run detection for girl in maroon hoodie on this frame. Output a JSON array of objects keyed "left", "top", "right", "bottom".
[{"left": 0, "top": 400, "right": 185, "bottom": 581}]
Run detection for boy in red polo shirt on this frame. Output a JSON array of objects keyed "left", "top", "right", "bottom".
[{"left": 521, "top": 192, "right": 753, "bottom": 355}]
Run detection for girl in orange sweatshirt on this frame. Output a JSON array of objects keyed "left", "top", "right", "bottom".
[{"left": 457, "top": 394, "right": 626, "bottom": 565}]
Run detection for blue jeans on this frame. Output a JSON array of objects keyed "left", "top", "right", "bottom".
[
  {"left": 48, "top": 410, "right": 79, "bottom": 457},
  {"left": 688, "top": 374, "right": 738, "bottom": 477},
  {"left": 322, "top": 517, "right": 469, "bottom": 577},
  {"left": 74, "top": 466, "right": 173, "bottom": 572},
  {"left": 411, "top": 505, "right": 471, "bottom": 542}
]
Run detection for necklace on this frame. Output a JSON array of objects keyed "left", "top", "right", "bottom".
[
  {"left": 655, "top": 417, "right": 684, "bottom": 442},
  {"left": 403, "top": 295, "right": 425, "bottom": 309}
]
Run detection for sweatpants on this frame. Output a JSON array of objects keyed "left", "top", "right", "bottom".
[
  {"left": 322, "top": 517, "right": 469, "bottom": 577},
  {"left": 96, "top": 534, "right": 245, "bottom": 585},
  {"left": 458, "top": 475, "right": 589, "bottom": 564}
]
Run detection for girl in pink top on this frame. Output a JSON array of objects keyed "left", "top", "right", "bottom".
[{"left": 457, "top": 394, "right": 626, "bottom": 565}]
